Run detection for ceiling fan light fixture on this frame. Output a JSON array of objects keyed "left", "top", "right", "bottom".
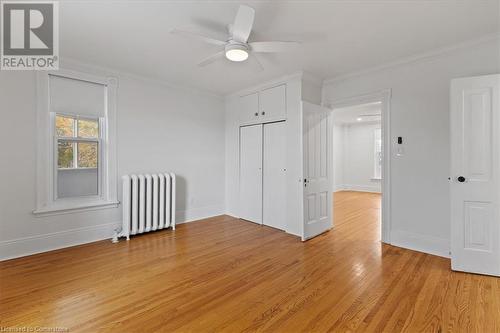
[{"left": 225, "top": 43, "right": 249, "bottom": 62}]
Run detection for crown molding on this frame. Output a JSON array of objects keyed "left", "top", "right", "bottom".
[
  {"left": 323, "top": 32, "right": 500, "bottom": 86},
  {"left": 60, "top": 57, "right": 224, "bottom": 100}
]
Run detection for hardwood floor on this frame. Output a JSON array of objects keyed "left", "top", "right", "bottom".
[{"left": 1, "top": 191, "right": 499, "bottom": 332}]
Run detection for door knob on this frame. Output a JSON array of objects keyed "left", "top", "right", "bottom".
[
  {"left": 254, "top": 112, "right": 258, "bottom": 117},
  {"left": 261, "top": 111, "right": 265, "bottom": 115},
  {"left": 457, "top": 176, "right": 466, "bottom": 183}
]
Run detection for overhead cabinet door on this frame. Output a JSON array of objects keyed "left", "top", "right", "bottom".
[
  {"left": 239, "top": 125, "right": 263, "bottom": 224},
  {"left": 260, "top": 84, "right": 286, "bottom": 121},
  {"left": 239, "top": 92, "right": 259, "bottom": 124},
  {"left": 238, "top": 85, "right": 286, "bottom": 125}
]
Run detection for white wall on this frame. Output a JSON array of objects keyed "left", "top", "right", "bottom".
[
  {"left": 0, "top": 60, "right": 225, "bottom": 260},
  {"left": 339, "top": 122, "right": 381, "bottom": 193},
  {"left": 322, "top": 37, "right": 500, "bottom": 257},
  {"left": 332, "top": 123, "right": 344, "bottom": 191}
]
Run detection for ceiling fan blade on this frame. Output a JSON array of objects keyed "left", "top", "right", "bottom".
[
  {"left": 249, "top": 53, "right": 264, "bottom": 72},
  {"left": 249, "top": 41, "right": 300, "bottom": 53},
  {"left": 170, "top": 28, "right": 227, "bottom": 46},
  {"left": 231, "top": 5, "right": 255, "bottom": 43},
  {"left": 198, "top": 51, "right": 225, "bottom": 67}
]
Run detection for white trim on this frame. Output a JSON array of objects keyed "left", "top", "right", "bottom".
[
  {"left": 35, "top": 68, "right": 118, "bottom": 215},
  {"left": 0, "top": 222, "right": 120, "bottom": 261},
  {"left": 333, "top": 185, "right": 345, "bottom": 192},
  {"left": 326, "top": 89, "right": 392, "bottom": 244},
  {"left": 340, "top": 185, "right": 381, "bottom": 193},
  {"left": 1, "top": 207, "right": 226, "bottom": 261},
  {"left": 323, "top": 33, "right": 500, "bottom": 86},
  {"left": 391, "top": 230, "right": 450, "bottom": 259},
  {"left": 33, "top": 200, "right": 119, "bottom": 217}
]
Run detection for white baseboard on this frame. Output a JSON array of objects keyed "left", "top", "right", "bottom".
[
  {"left": 0, "top": 204, "right": 225, "bottom": 261},
  {"left": 337, "top": 184, "right": 381, "bottom": 193},
  {"left": 0, "top": 222, "right": 120, "bottom": 261},
  {"left": 390, "top": 230, "right": 450, "bottom": 258},
  {"left": 176, "top": 204, "right": 225, "bottom": 224},
  {"left": 333, "top": 185, "right": 345, "bottom": 192}
]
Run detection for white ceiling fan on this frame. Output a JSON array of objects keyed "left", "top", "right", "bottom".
[{"left": 170, "top": 4, "right": 300, "bottom": 70}]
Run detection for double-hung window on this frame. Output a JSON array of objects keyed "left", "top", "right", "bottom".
[
  {"left": 34, "top": 69, "right": 118, "bottom": 215},
  {"left": 55, "top": 114, "right": 101, "bottom": 198}
]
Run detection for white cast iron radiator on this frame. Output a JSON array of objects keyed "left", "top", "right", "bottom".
[{"left": 115, "top": 173, "right": 176, "bottom": 241}]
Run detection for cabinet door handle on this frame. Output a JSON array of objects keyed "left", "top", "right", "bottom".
[
  {"left": 254, "top": 112, "right": 258, "bottom": 117},
  {"left": 261, "top": 111, "right": 265, "bottom": 116}
]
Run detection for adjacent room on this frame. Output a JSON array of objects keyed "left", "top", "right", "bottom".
[
  {"left": 0, "top": 1, "right": 499, "bottom": 332},
  {"left": 332, "top": 102, "right": 383, "bottom": 243}
]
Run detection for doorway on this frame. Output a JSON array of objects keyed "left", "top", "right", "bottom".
[{"left": 327, "top": 90, "right": 391, "bottom": 244}]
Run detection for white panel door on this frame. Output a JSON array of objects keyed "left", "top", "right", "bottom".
[
  {"left": 451, "top": 74, "right": 500, "bottom": 276},
  {"left": 239, "top": 92, "right": 259, "bottom": 124},
  {"left": 263, "top": 122, "right": 286, "bottom": 230},
  {"left": 302, "top": 102, "right": 333, "bottom": 240},
  {"left": 239, "top": 124, "right": 263, "bottom": 224},
  {"left": 260, "top": 84, "right": 286, "bottom": 122}
]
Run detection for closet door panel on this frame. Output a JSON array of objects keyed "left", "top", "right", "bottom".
[
  {"left": 263, "top": 122, "right": 287, "bottom": 230},
  {"left": 239, "top": 125, "right": 263, "bottom": 224}
]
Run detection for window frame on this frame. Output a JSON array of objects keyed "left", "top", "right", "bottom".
[{"left": 34, "top": 69, "right": 118, "bottom": 216}]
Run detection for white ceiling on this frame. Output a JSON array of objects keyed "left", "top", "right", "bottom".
[
  {"left": 59, "top": 0, "right": 500, "bottom": 95},
  {"left": 333, "top": 102, "right": 381, "bottom": 124}
]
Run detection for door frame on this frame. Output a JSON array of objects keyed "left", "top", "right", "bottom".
[{"left": 324, "top": 89, "right": 392, "bottom": 244}]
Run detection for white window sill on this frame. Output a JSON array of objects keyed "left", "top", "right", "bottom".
[{"left": 33, "top": 200, "right": 119, "bottom": 217}]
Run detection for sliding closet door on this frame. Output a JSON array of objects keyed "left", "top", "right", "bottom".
[
  {"left": 239, "top": 125, "right": 263, "bottom": 224},
  {"left": 263, "top": 122, "right": 286, "bottom": 230}
]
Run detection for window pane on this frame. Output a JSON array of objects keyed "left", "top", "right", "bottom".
[
  {"left": 77, "top": 142, "right": 98, "bottom": 168},
  {"left": 78, "top": 119, "right": 99, "bottom": 139},
  {"left": 56, "top": 115, "right": 74, "bottom": 137},
  {"left": 58, "top": 141, "right": 74, "bottom": 168}
]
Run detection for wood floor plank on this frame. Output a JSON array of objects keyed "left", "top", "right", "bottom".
[{"left": 1, "top": 191, "right": 499, "bottom": 332}]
